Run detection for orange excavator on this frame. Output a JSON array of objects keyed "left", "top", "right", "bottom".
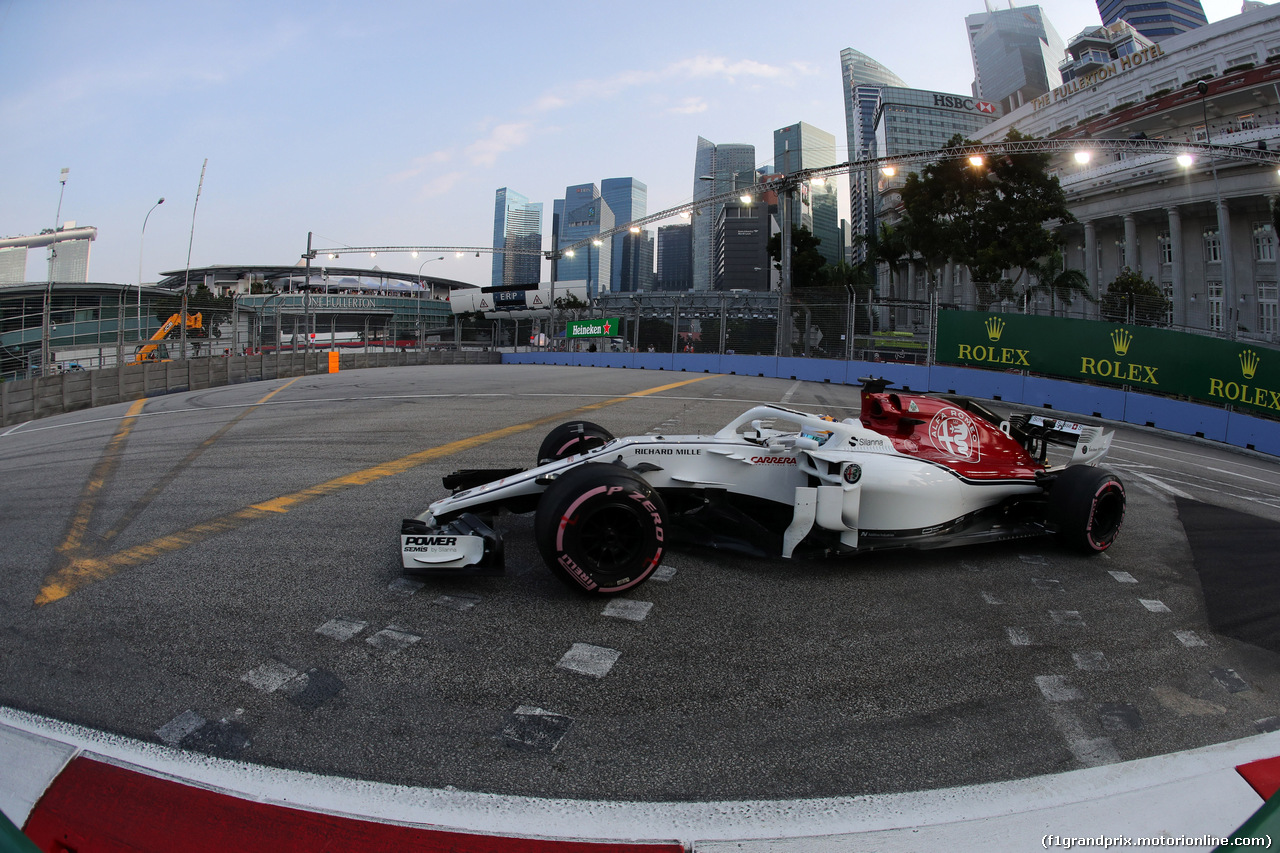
[{"left": 131, "top": 312, "right": 203, "bottom": 364}]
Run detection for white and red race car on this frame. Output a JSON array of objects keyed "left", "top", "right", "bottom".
[{"left": 400, "top": 379, "right": 1125, "bottom": 595}]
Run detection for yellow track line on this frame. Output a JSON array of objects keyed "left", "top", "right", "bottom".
[
  {"left": 55, "top": 398, "right": 147, "bottom": 557},
  {"left": 101, "top": 378, "right": 301, "bottom": 541},
  {"left": 35, "top": 375, "right": 715, "bottom": 606}
]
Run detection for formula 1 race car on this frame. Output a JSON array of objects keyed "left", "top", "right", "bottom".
[{"left": 400, "top": 379, "right": 1125, "bottom": 595}]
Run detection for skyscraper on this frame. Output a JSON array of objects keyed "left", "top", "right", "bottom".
[
  {"left": 967, "top": 3, "right": 1065, "bottom": 113},
  {"left": 657, "top": 223, "right": 693, "bottom": 292},
  {"left": 774, "top": 122, "right": 842, "bottom": 267},
  {"left": 1096, "top": 0, "right": 1207, "bottom": 41},
  {"left": 840, "top": 48, "right": 908, "bottom": 263},
  {"left": 491, "top": 188, "right": 543, "bottom": 288},
  {"left": 619, "top": 230, "right": 655, "bottom": 293},
  {"left": 601, "top": 177, "right": 648, "bottom": 294},
  {"left": 692, "top": 137, "right": 756, "bottom": 291},
  {"left": 555, "top": 184, "right": 614, "bottom": 299}
]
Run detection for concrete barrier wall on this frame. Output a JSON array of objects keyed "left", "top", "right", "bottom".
[
  {"left": 0, "top": 350, "right": 501, "bottom": 427},
  {"left": 501, "top": 351, "right": 1280, "bottom": 456}
]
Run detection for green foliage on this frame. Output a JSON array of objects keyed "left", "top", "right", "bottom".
[
  {"left": 552, "top": 293, "right": 590, "bottom": 313},
  {"left": 768, "top": 226, "right": 828, "bottom": 289},
  {"left": 897, "top": 131, "right": 1076, "bottom": 305},
  {"left": 1099, "top": 267, "right": 1170, "bottom": 326},
  {"left": 1028, "top": 250, "right": 1093, "bottom": 314}
]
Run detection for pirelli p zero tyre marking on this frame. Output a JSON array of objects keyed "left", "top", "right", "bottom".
[
  {"left": 537, "top": 421, "right": 614, "bottom": 465},
  {"left": 1049, "top": 465, "right": 1126, "bottom": 553},
  {"left": 534, "top": 463, "right": 667, "bottom": 595}
]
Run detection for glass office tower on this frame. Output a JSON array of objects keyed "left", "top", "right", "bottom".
[
  {"left": 657, "top": 223, "right": 693, "bottom": 292},
  {"left": 1096, "top": 0, "right": 1207, "bottom": 41},
  {"left": 692, "top": 137, "right": 756, "bottom": 291},
  {"left": 839, "top": 48, "right": 908, "bottom": 263},
  {"left": 774, "top": 122, "right": 842, "bottom": 266},
  {"left": 491, "top": 188, "right": 543, "bottom": 288},
  {"left": 555, "top": 184, "right": 614, "bottom": 299},
  {"left": 967, "top": 4, "right": 1065, "bottom": 113},
  {"left": 601, "top": 177, "right": 648, "bottom": 294}
]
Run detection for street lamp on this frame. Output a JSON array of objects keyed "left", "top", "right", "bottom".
[{"left": 138, "top": 197, "right": 165, "bottom": 343}]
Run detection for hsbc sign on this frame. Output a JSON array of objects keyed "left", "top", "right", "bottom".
[{"left": 932, "top": 94, "right": 997, "bottom": 114}]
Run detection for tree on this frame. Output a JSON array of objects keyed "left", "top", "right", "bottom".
[
  {"left": 1027, "top": 250, "right": 1093, "bottom": 316},
  {"left": 1099, "top": 268, "right": 1170, "bottom": 326},
  {"left": 768, "top": 225, "right": 828, "bottom": 290},
  {"left": 872, "top": 222, "right": 908, "bottom": 299},
  {"left": 898, "top": 130, "right": 1077, "bottom": 305}
]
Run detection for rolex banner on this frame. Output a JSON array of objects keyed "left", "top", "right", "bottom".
[{"left": 936, "top": 311, "right": 1279, "bottom": 417}]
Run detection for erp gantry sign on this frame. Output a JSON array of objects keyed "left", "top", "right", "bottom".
[{"left": 937, "top": 311, "right": 1278, "bottom": 417}]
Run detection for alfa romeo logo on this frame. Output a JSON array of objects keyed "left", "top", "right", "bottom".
[
  {"left": 927, "top": 406, "right": 981, "bottom": 462},
  {"left": 843, "top": 463, "right": 862, "bottom": 485}
]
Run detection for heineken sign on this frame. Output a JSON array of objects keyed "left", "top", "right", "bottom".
[
  {"left": 566, "top": 317, "right": 620, "bottom": 338},
  {"left": 937, "top": 311, "right": 1279, "bottom": 417}
]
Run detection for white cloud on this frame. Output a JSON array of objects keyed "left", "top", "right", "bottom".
[
  {"left": 529, "top": 54, "right": 812, "bottom": 114},
  {"left": 465, "top": 122, "right": 535, "bottom": 167},
  {"left": 669, "top": 97, "right": 708, "bottom": 115}
]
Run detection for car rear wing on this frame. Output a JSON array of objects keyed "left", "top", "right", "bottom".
[{"left": 1010, "top": 414, "right": 1114, "bottom": 466}]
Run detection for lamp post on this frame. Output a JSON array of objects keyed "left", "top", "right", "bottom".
[
  {"left": 41, "top": 168, "right": 69, "bottom": 374},
  {"left": 138, "top": 197, "right": 165, "bottom": 346}
]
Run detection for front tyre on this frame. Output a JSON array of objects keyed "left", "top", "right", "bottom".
[
  {"left": 534, "top": 463, "right": 668, "bottom": 595},
  {"left": 537, "top": 421, "right": 614, "bottom": 465},
  {"left": 1048, "top": 465, "right": 1125, "bottom": 553}
]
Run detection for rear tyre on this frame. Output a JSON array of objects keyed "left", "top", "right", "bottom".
[
  {"left": 1048, "top": 465, "right": 1125, "bottom": 553},
  {"left": 537, "top": 421, "right": 614, "bottom": 465},
  {"left": 534, "top": 463, "right": 667, "bottom": 595}
]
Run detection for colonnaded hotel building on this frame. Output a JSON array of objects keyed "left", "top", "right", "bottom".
[{"left": 887, "top": 3, "right": 1280, "bottom": 342}]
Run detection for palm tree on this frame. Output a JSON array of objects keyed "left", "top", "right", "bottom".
[{"left": 1027, "top": 250, "right": 1092, "bottom": 316}]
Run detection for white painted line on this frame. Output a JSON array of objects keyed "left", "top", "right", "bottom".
[
  {"left": 241, "top": 662, "right": 300, "bottom": 693},
  {"left": 1006, "top": 627, "right": 1032, "bottom": 646},
  {"left": 0, "top": 423, "right": 27, "bottom": 438},
  {"left": 1122, "top": 469, "right": 1196, "bottom": 500},
  {"left": 0, "top": 707, "right": 1276, "bottom": 845},
  {"left": 366, "top": 626, "right": 421, "bottom": 654},
  {"left": 651, "top": 565, "right": 678, "bottom": 582},
  {"left": 155, "top": 710, "right": 206, "bottom": 746},
  {"left": 1019, "top": 554, "right": 1048, "bottom": 565},
  {"left": 1174, "top": 629, "right": 1208, "bottom": 648},
  {"left": 1050, "top": 610, "right": 1085, "bottom": 627},
  {"left": 1031, "top": 577, "right": 1062, "bottom": 591},
  {"left": 780, "top": 380, "right": 803, "bottom": 404},
  {"left": 387, "top": 577, "right": 425, "bottom": 596},
  {"left": 316, "top": 617, "right": 368, "bottom": 642},
  {"left": 557, "top": 643, "right": 620, "bottom": 679},
  {"left": 1035, "top": 675, "right": 1083, "bottom": 702},
  {"left": 433, "top": 594, "right": 481, "bottom": 612},
  {"left": 1072, "top": 651, "right": 1109, "bottom": 672},
  {"left": 602, "top": 600, "right": 653, "bottom": 622},
  {"left": 1139, "top": 599, "right": 1172, "bottom": 613},
  {"left": 1108, "top": 570, "right": 1138, "bottom": 583}
]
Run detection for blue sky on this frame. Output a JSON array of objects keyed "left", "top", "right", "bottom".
[{"left": 0, "top": 0, "right": 1243, "bottom": 287}]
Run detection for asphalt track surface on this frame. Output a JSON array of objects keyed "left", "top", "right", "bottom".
[{"left": 2, "top": 363, "right": 1279, "bottom": 803}]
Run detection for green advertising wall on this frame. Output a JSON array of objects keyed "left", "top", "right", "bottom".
[{"left": 936, "top": 311, "right": 1280, "bottom": 418}]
